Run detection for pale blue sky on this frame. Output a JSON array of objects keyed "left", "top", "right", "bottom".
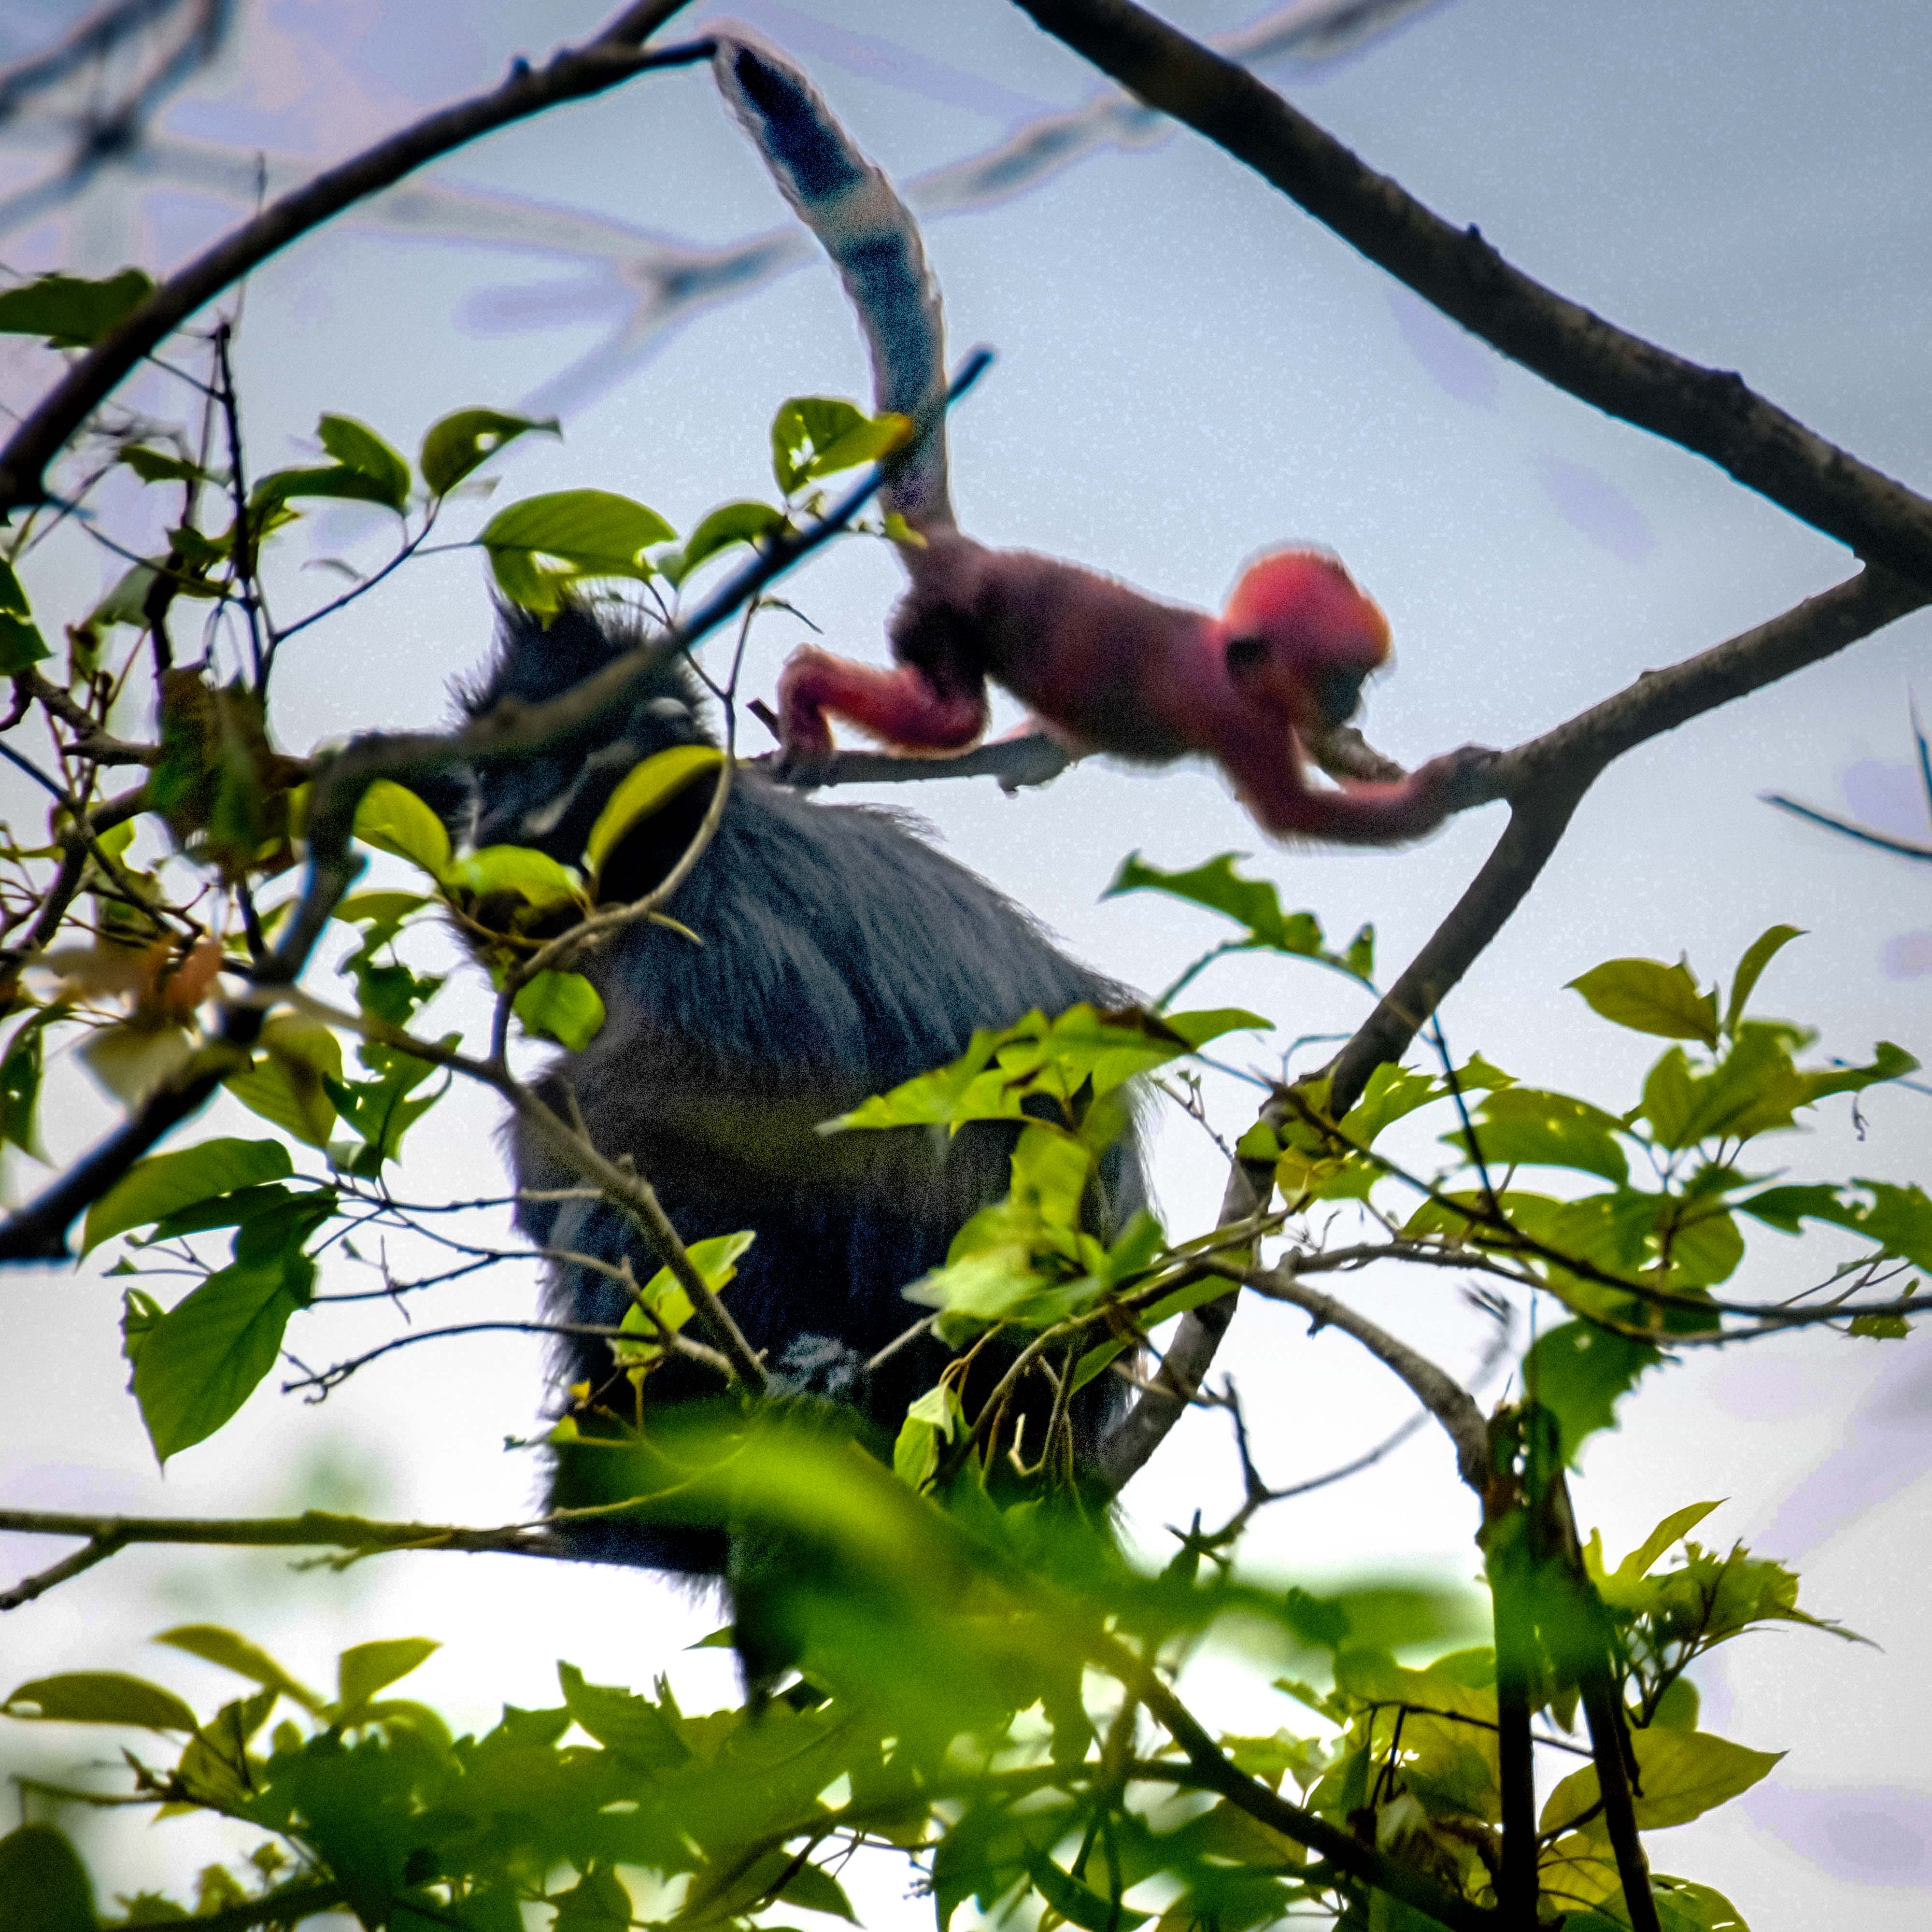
[{"left": 1, "top": 2, "right": 1928, "bottom": 1919}]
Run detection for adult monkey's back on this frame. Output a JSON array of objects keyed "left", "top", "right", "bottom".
[{"left": 450, "top": 608, "right": 1147, "bottom": 1586}]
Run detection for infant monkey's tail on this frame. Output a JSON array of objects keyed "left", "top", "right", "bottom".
[{"left": 710, "top": 31, "right": 953, "bottom": 531}]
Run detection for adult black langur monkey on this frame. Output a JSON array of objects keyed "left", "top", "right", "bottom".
[
  {"left": 447, "top": 608, "right": 1148, "bottom": 1605},
  {"left": 439, "top": 29, "right": 1158, "bottom": 1675}
]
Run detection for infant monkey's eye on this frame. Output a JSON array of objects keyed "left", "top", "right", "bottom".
[
  {"left": 1224, "top": 634, "right": 1266, "bottom": 675},
  {"left": 1315, "top": 664, "right": 1366, "bottom": 728}
]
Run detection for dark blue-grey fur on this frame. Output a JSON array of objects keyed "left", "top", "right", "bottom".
[{"left": 452, "top": 606, "right": 1144, "bottom": 1572}]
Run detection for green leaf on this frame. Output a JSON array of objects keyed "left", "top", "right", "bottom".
[
  {"left": 615, "top": 1231, "right": 755, "bottom": 1368},
  {"left": 82, "top": 1137, "right": 293, "bottom": 1252},
  {"left": 352, "top": 779, "right": 452, "bottom": 881},
  {"left": 1607, "top": 1501, "right": 1725, "bottom": 1586},
  {"left": 442, "top": 844, "right": 582, "bottom": 910},
  {"left": 1802, "top": 1039, "right": 1920, "bottom": 1103},
  {"left": 775, "top": 1860, "right": 860, "bottom": 1922},
  {"left": 1849, "top": 1307, "right": 1914, "bottom": 1339},
  {"left": 89, "top": 560, "right": 159, "bottom": 628},
  {"left": 1569, "top": 958, "right": 1719, "bottom": 1046},
  {"left": 1024, "top": 1847, "right": 1148, "bottom": 1932},
  {"left": 771, "top": 396, "right": 867, "bottom": 494},
  {"left": 0, "top": 558, "right": 29, "bottom": 619},
  {"left": 225, "top": 1017, "right": 342, "bottom": 1149},
  {"left": 894, "top": 1382, "right": 965, "bottom": 1490},
  {"left": 132, "top": 1254, "right": 315, "bottom": 1463},
  {"left": 249, "top": 464, "right": 399, "bottom": 515},
  {"left": 664, "top": 499, "right": 785, "bottom": 585},
  {"left": 0, "top": 268, "right": 153, "bottom": 346},
  {"left": 0, "top": 1007, "right": 57, "bottom": 1158},
  {"left": 336, "top": 1637, "right": 438, "bottom": 1712},
  {"left": 513, "top": 971, "right": 605, "bottom": 1050},
  {"left": 0, "top": 1823, "right": 98, "bottom": 1931},
  {"left": 1540, "top": 1727, "right": 1781, "bottom": 1836},
  {"left": 153, "top": 1625, "right": 325, "bottom": 1713},
  {"left": 1640, "top": 1047, "right": 1696, "bottom": 1148},
  {"left": 0, "top": 611, "right": 49, "bottom": 673},
  {"left": 1724, "top": 923, "right": 1804, "bottom": 1037},
  {"left": 555, "top": 1662, "right": 689, "bottom": 1766},
  {"left": 479, "top": 489, "right": 675, "bottom": 613},
  {"left": 1444, "top": 1087, "right": 1629, "bottom": 1183},
  {"left": 315, "top": 414, "right": 410, "bottom": 511},
  {"left": 1741, "top": 1178, "right": 1932, "bottom": 1272},
  {"left": 116, "top": 442, "right": 213, "bottom": 486},
  {"left": 582, "top": 745, "right": 725, "bottom": 881},
  {"left": 419, "top": 407, "right": 558, "bottom": 496},
  {"left": 2, "top": 1672, "right": 196, "bottom": 1733},
  {"left": 1523, "top": 1321, "right": 1664, "bottom": 1463},
  {"left": 807, "top": 412, "right": 911, "bottom": 478},
  {"left": 1105, "top": 851, "right": 1337, "bottom": 959},
  {"left": 332, "top": 889, "right": 430, "bottom": 945}
]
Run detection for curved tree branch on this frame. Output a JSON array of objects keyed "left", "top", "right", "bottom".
[
  {"left": 1099, "top": 565, "right": 1926, "bottom": 1484},
  {"left": 1011, "top": 0, "right": 1932, "bottom": 589}
]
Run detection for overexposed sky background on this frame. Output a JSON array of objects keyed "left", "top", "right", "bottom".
[{"left": 0, "top": 0, "right": 1929, "bottom": 1922}]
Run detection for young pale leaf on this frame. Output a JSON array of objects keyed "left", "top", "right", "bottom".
[
  {"left": 1443, "top": 1087, "right": 1630, "bottom": 1183},
  {"left": 1606, "top": 1500, "right": 1726, "bottom": 1587},
  {"left": 442, "top": 845, "right": 582, "bottom": 910},
  {"left": 512, "top": 970, "right": 605, "bottom": 1050},
  {"left": 1569, "top": 957, "right": 1719, "bottom": 1046},
  {"left": 1540, "top": 1727, "right": 1781, "bottom": 1836},
  {"left": 1523, "top": 1320, "right": 1664, "bottom": 1464},
  {"left": 0, "top": 1823, "right": 97, "bottom": 1932},
  {"left": 806, "top": 411, "right": 912, "bottom": 478},
  {"left": 419, "top": 407, "right": 558, "bottom": 496},
  {"left": 315, "top": 413, "right": 411, "bottom": 511},
  {"left": 770, "top": 395, "right": 868, "bottom": 494},
  {"left": 352, "top": 779, "right": 452, "bottom": 881},
  {"left": 1723, "top": 923, "right": 1804, "bottom": 1037},
  {"left": 132, "top": 1255, "right": 315, "bottom": 1463},
  {"left": 0, "top": 267, "right": 154, "bottom": 345},
  {"left": 582, "top": 745, "right": 725, "bottom": 880},
  {"left": 479, "top": 489, "right": 675, "bottom": 613},
  {"left": 336, "top": 1637, "right": 439, "bottom": 1712},
  {"left": 664, "top": 499, "right": 786, "bottom": 585},
  {"left": 83, "top": 1136, "right": 293, "bottom": 1252},
  {"left": 154, "top": 1625, "right": 326, "bottom": 1713},
  {"left": 894, "top": 1383, "right": 965, "bottom": 1490},
  {"left": 3, "top": 1672, "right": 197, "bottom": 1732},
  {"left": 615, "top": 1231, "right": 755, "bottom": 1369}
]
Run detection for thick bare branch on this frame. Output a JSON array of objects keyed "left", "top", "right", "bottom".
[
  {"left": 0, "top": 1, "right": 700, "bottom": 513},
  {"left": 1331, "top": 566, "right": 1924, "bottom": 1110},
  {"left": 1011, "top": 0, "right": 1932, "bottom": 588}
]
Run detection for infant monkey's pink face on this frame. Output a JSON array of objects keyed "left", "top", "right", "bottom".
[{"left": 1220, "top": 550, "right": 1391, "bottom": 732}]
